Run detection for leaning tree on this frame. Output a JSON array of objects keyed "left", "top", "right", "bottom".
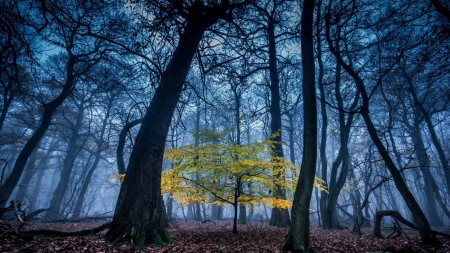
[{"left": 104, "top": 0, "right": 251, "bottom": 246}]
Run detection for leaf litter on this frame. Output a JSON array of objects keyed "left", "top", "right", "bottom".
[{"left": 1, "top": 221, "right": 449, "bottom": 252}]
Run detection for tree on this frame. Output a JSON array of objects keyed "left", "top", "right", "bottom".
[
  {"left": 105, "top": 0, "right": 250, "bottom": 246},
  {"left": 241, "top": 0, "right": 300, "bottom": 227},
  {"left": 282, "top": 0, "right": 316, "bottom": 251},
  {"left": 163, "top": 136, "right": 309, "bottom": 233}
]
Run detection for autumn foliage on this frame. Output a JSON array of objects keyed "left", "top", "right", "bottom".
[{"left": 162, "top": 138, "right": 326, "bottom": 208}]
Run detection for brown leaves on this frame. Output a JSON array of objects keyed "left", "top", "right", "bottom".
[{"left": 0, "top": 221, "right": 449, "bottom": 252}]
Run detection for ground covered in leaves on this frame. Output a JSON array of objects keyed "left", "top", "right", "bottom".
[{"left": 1, "top": 220, "right": 449, "bottom": 252}]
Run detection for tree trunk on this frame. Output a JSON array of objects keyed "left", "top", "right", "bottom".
[
  {"left": 282, "top": 0, "right": 316, "bottom": 251},
  {"left": 105, "top": 9, "right": 224, "bottom": 245},
  {"left": 316, "top": 0, "right": 330, "bottom": 228},
  {"left": 325, "top": 13, "right": 441, "bottom": 246},
  {"left": 267, "top": 18, "right": 290, "bottom": 228},
  {"left": 117, "top": 118, "right": 142, "bottom": 174},
  {"left": 0, "top": 81, "right": 15, "bottom": 132}
]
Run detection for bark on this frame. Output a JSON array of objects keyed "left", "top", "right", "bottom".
[
  {"left": 282, "top": 0, "right": 316, "bottom": 251},
  {"left": 117, "top": 118, "right": 143, "bottom": 174},
  {"left": 47, "top": 100, "right": 85, "bottom": 218},
  {"left": 193, "top": 103, "right": 203, "bottom": 222},
  {"left": 267, "top": 18, "right": 290, "bottom": 228},
  {"left": 325, "top": 12, "right": 441, "bottom": 246},
  {"left": 105, "top": 2, "right": 240, "bottom": 245}
]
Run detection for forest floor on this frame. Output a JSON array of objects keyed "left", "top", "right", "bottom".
[{"left": 1, "top": 220, "right": 449, "bottom": 252}]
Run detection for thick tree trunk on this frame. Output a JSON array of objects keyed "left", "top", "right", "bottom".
[
  {"left": 282, "top": 0, "right": 316, "bottom": 251},
  {"left": 105, "top": 8, "right": 224, "bottom": 244},
  {"left": 0, "top": 56, "right": 76, "bottom": 207},
  {"left": 325, "top": 13, "right": 441, "bottom": 246},
  {"left": 267, "top": 19, "right": 290, "bottom": 228}
]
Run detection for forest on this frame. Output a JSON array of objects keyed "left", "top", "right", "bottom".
[{"left": 1, "top": 0, "right": 450, "bottom": 252}]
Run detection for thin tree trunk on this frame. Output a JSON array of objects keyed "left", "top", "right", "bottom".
[
  {"left": 267, "top": 18, "right": 290, "bottom": 228},
  {"left": 117, "top": 118, "right": 142, "bottom": 174},
  {"left": 316, "top": 0, "right": 330, "bottom": 229},
  {"left": 0, "top": 81, "right": 15, "bottom": 132}
]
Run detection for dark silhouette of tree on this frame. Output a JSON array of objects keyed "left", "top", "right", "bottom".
[
  {"left": 282, "top": 0, "right": 316, "bottom": 251},
  {"left": 430, "top": 0, "right": 450, "bottom": 21}
]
